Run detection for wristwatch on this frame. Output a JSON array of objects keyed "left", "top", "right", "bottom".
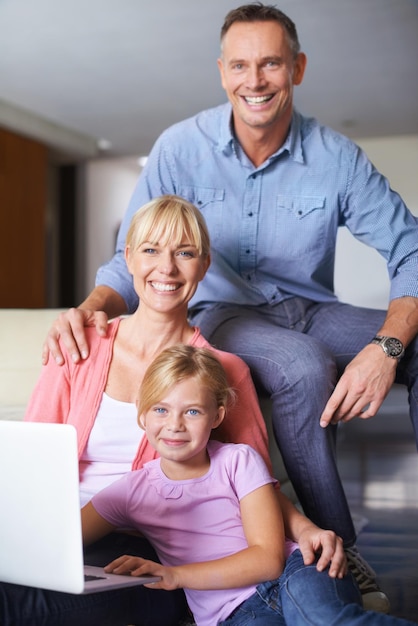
[{"left": 370, "top": 335, "right": 405, "bottom": 360}]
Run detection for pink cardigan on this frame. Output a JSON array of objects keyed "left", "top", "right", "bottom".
[{"left": 25, "top": 318, "right": 272, "bottom": 474}]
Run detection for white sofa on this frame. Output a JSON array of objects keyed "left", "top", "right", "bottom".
[
  {"left": 0, "top": 308, "right": 409, "bottom": 500},
  {"left": 0, "top": 309, "right": 66, "bottom": 421}
]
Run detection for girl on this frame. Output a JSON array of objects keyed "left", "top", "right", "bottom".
[{"left": 82, "top": 345, "right": 416, "bottom": 626}]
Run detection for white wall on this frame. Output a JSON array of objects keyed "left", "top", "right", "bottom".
[
  {"left": 84, "top": 157, "right": 141, "bottom": 295},
  {"left": 84, "top": 135, "right": 418, "bottom": 308},
  {"left": 334, "top": 135, "right": 418, "bottom": 309}
]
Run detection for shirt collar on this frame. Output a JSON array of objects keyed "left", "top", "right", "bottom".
[
  {"left": 217, "top": 104, "right": 305, "bottom": 165},
  {"left": 217, "top": 103, "right": 235, "bottom": 154},
  {"left": 286, "top": 110, "right": 304, "bottom": 164}
]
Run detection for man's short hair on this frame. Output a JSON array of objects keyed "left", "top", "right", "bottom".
[{"left": 220, "top": 2, "right": 301, "bottom": 58}]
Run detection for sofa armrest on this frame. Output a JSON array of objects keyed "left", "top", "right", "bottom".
[{"left": 0, "top": 308, "right": 65, "bottom": 414}]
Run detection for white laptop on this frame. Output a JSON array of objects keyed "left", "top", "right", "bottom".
[{"left": 0, "top": 420, "right": 160, "bottom": 594}]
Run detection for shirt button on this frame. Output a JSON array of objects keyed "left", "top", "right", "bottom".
[
  {"left": 248, "top": 212, "right": 253, "bottom": 217},
  {"left": 246, "top": 249, "right": 250, "bottom": 254}
]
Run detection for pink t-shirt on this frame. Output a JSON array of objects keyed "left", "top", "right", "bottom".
[{"left": 92, "top": 440, "right": 297, "bottom": 626}]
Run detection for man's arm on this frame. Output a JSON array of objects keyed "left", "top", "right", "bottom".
[
  {"left": 42, "top": 286, "right": 127, "bottom": 366},
  {"left": 320, "top": 296, "right": 418, "bottom": 426}
]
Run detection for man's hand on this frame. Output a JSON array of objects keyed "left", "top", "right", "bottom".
[
  {"left": 41, "top": 286, "right": 127, "bottom": 366},
  {"left": 104, "top": 555, "right": 178, "bottom": 590},
  {"left": 319, "top": 344, "right": 397, "bottom": 427},
  {"left": 42, "top": 308, "right": 109, "bottom": 366},
  {"left": 297, "top": 527, "right": 347, "bottom": 579}
]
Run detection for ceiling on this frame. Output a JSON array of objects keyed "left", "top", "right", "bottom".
[{"left": 1, "top": 0, "right": 417, "bottom": 160}]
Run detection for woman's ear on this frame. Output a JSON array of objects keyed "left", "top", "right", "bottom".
[
  {"left": 125, "top": 245, "right": 133, "bottom": 275},
  {"left": 198, "top": 253, "right": 211, "bottom": 281},
  {"left": 212, "top": 405, "right": 226, "bottom": 430}
]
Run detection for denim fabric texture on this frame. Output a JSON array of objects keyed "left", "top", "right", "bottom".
[
  {"left": 219, "top": 550, "right": 416, "bottom": 626},
  {"left": 191, "top": 298, "right": 418, "bottom": 543}
]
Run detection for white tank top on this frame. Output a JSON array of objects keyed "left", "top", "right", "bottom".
[{"left": 79, "top": 392, "right": 143, "bottom": 506}]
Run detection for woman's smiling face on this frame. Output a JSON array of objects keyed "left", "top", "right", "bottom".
[{"left": 126, "top": 233, "right": 210, "bottom": 315}]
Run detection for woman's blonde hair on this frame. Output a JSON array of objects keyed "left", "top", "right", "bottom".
[
  {"left": 137, "top": 344, "right": 235, "bottom": 421},
  {"left": 126, "top": 195, "right": 210, "bottom": 257}
]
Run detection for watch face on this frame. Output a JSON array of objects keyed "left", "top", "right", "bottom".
[{"left": 384, "top": 337, "right": 404, "bottom": 357}]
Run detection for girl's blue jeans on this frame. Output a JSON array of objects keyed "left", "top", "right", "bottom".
[{"left": 219, "top": 550, "right": 416, "bottom": 625}]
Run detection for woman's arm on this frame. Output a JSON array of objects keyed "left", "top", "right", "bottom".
[
  {"left": 24, "top": 348, "right": 71, "bottom": 424},
  {"left": 104, "top": 483, "right": 285, "bottom": 591}
]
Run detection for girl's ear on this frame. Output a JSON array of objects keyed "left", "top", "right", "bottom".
[
  {"left": 212, "top": 406, "right": 226, "bottom": 430},
  {"left": 138, "top": 413, "right": 146, "bottom": 430}
]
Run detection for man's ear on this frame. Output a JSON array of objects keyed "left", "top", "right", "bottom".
[
  {"left": 217, "top": 57, "right": 227, "bottom": 91},
  {"left": 212, "top": 405, "right": 226, "bottom": 430},
  {"left": 293, "top": 52, "right": 307, "bottom": 85}
]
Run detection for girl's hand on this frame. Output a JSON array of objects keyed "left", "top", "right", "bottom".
[
  {"left": 104, "top": 555, "right": 180, "bottom": 590},
  {"left": 297, "top": 529, "right": 347, "bottom": 579}
]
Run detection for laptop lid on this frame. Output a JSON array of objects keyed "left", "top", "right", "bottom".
[{"left": 0, "top": 420, "right": 159, "bottom": 594}]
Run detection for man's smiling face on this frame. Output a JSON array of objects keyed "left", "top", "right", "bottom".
[{"left": 217, "top": 20, "right": 306, "bottom": 133}]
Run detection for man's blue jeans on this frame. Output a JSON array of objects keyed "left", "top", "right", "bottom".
[
  {"left": 219, "top": 550, "right": 416, "bottom": 625},
  {"left": 191, "top": 298, "right": 418, "bottom": 545}
]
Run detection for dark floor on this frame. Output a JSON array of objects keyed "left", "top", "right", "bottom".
[{"left": 336, "top": 388, "right": 418, "bottom": 622}]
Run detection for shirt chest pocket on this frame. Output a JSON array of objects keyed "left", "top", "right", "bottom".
[
  {"left": 178, "top": 186, "right": 225, "bottom": 240},
  {"left": 275, "top": 195, "right": 326, "bottom": 257}
]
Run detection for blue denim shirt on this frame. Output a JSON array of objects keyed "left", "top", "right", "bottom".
[{"left": 96, "top": 103, "right": 418, "bottom": 314}]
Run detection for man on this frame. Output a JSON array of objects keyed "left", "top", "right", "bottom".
[{"left": 44, "top": 3, "right": 418, "bottom": 614}]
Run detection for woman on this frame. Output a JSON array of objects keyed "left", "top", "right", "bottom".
[{"left": 1, "top": 196, "right": 344, "bottom": 626}]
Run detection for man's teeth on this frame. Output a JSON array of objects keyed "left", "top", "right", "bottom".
[
  {"left": 244, "top": 95, "right": 272, "bottom": 104},
  {"left": 152, "top": 282, "right": 178, "bottom": 292}
]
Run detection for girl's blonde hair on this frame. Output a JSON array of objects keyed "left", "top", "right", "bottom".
[
  {"left": 126, "top": 195, "right": 210, "bottom": 257},
  {"left": 138, "top": 345, "right": 235, "bottom": 421}
]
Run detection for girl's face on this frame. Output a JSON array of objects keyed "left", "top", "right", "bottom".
[
  {"left": 125, "top": 235, "right": 210, "bottom": 317},
  {"left": 141, "top": 376, "right": 224, "bottom": 479}
]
